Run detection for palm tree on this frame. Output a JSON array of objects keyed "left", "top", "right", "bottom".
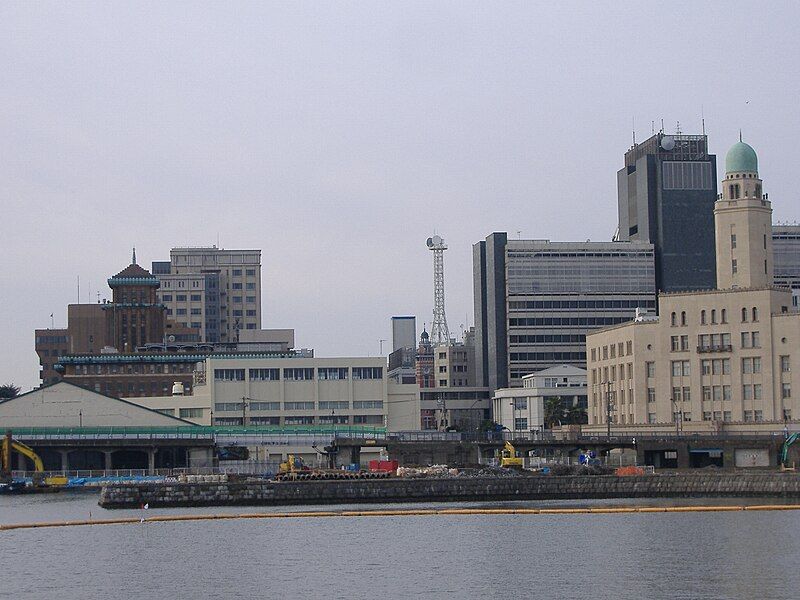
[
  {"left": 0, "top": 384, "right": 20, "bottom": 399},
  {"left": 543, "top": 396, "right": 566, "bottom": 429}
]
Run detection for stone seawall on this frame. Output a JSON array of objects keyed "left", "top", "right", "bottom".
[{"left": 99, "top": 473, "right": 800, "bottom": 509}]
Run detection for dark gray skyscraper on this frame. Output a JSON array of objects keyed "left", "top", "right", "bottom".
[
  {"left": 473, "top": 234, "right": 656, "bottom": 393},
  {"left": 617, "top": 132, "right": 718, "bottom": 293},
  {"left": 773, "top": 224, "right": 800, "bottom": 308}
]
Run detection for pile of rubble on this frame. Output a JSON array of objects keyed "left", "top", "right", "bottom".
[
  {"left": 396, "top": 465, "right": 459, "bottom": 478},
  {"left": 457, "top": 465, "right": 523, "bottom": 478}
]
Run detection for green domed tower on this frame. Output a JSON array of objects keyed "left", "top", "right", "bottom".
[{"left": 714, "top": 137, "right": 772, "bottom": 289}]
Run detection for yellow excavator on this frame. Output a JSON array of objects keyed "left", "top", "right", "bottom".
[
  {"left": 1, "top": 432, "right": 67, "bottom": 489},
  {"left": 499, "top": 441, "right": 524, "bottom": 469}
]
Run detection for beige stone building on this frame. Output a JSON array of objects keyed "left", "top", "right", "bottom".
[{"left": 586, "top": 140, "right": 798, "bottom": 433}]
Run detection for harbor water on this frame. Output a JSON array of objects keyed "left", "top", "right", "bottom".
[{"left": 2, "top": 492, "right": 800, "bottom": 599}]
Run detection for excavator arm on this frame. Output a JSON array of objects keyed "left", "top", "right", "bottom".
[
  {"left": 1, "top": 437, "right": 44, "bottom": 473},
  {"left": 781, "top": 433, "right": 800, "bottom": 467}
]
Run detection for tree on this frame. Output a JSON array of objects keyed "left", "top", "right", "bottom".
[
  {"left": 0, "top": 384, "right": 20, "bottom": 399},
  {"left": 544, "top": 396, "right": 566, "bottom": 429}
]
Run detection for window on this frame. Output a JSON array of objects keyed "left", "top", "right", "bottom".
[
  {"left": 752, "top": 331, "right": 760, "bottom": 348},
  {"left": 648, "top": 413, "right": 657, "bottom": 424},
  {"left": 671, "top": 312, "right": 677, "bottom": 327},
  {"left": 246, "top": 282, "right": 256, "bottom": 290},
  {"left": 180, "top": 408, "right": 203, "bottom": 419},
  {"left": 753, "top": 357, "right": 761, "bottom": 373},
  {"left": 784, "top": 409, "right": 792, "bottom": 421},
  {"left": 190, "top": 294, "right": 202, "bottom": 301},
  {"left": 701, "top": 310, "right": 706, "bottom": 325},
  {"left": 246, "top": 310, "right": 257, "bottom": 317},
  {"left": 162, "top": 294, "right": 173, "bottom": 301},
  {"left": 250, "top": 417, "right": 280, "bottom": 426},
  {"left": 743, "top": 411, "right": 753, "bottom": 422},
  {"left": 723, "top": 411, "right": 732, "bottom": 422},
  {"left": 672, "top": 387, "right": 681, "bottom": 403},
  {"left": 176, "top": 308, "right": 187, "bottom": 316},
  {"left": 246, "top": 296, "right": 256, "bottom": 303},
  {"left": 671, "top": 336, "right": 680, "bottom": 352},
  {"left": 703, "top": 412, "right": 712, "bottom": 421},
  {"left": 672, "top": 361, "right": 681, "bottom": 377},
  {"left": 731, "top": 233, "right": 737, "bottom": 249},
  {"left": 319, "top": 415, "right": 349, "bottom": 425},
  {"left": 742, "top": 359, "right": 752, "bottom": 374},
  {"left": 743, "top": 385, "right": 752, "bottom": 401},
  {"left": 741, "top": 332, "right": 751, "bottom": 349},
  {"left": 439, "top": 366, "right": 447, "bottom": 373},
  {"left": 782, "top": 356, "right": 791, "bottom": 372},
  {"left": 514, "top": 418, "right": 528, "bottom": 430},
  {"left": 753, "top": 384, "right": 762, "bottom": 400},
  {"left": 712, "top": 359, "right": 722, "bottom": 375},
  {"left": 232, "top": 269, "right": 242, "bottom": 276},
  {"left": 626, "top": 340, "right": 632, "bottom": 355},
  {"left": 284, "top": 368, "right": 314, "bottom": 381},
  {"left": 702, "top": 360, "right": 711, "bottom": 375},
  {"left": 711, "top": 309, "right": 717, "bottom": 324},
  {"left": 232, "top": 310, "right": 243, "bottom": 317},
  {"left": 176, "top": 294, "right": 187, "bottom": 302},
  {"left": 591, "top": 348, "right": 596, "bottom": 362},
  {"left": 191, "top": 308, "right": 202, "bottom": 315},
  {"left": 354, "top": 415, "right": 384, "bottom": 425},
  {"left": 249, "top": 368, "right": 280, "bottom": 381},
  {"left": 681, "top": 311, "right": 687, "bottom": 326},
  {"left": 319, "top": 401, "right": 349, "bottom": 410},
  {"left": 514, "top": 398, "right": 528, "bottom": 410},
  {"left": 647, "top": 388, "right": 656, "bottom": 403},
  {"left": 783, "top": 383, "right": 792, "bottom": 399},
  {"left": 723, "top": 385, "right": 731, "bottom": 401},
  {"left": 754, "top": 410, "right": 763, "bottom": 422},
  {"left": 713, "top": 386, "right": 722, "bottom": 402},
  {"left": 215, "top": 402, "right": 244, "bottom": 411},
  {"left": 250, "top": 402, "right": 280, "bottom": 411},
  {"left": 353, "top": 400, "right": 383, "bottom": 409},
  {"left": 721, "top": 309, "right": 727, "bottom": 324},
  {"left": 284, "top": 416, "right": 314, "bottom": 425},
  {"left": 318, "top": 367, "right": 349, "bottom": 380},
  {"left": 155, "top": 408, "right": 175, "bottom": 416},
  {"left": 246, "top": 269, "right": 256, "bottom": 276},
  {"left": 439, "top": 379, "right": 447, "bottom": 386},
  {"left": 284, "top": 402, "right": 315, "bottom": 410},
  {"left": 752, "top": 307, "right": 758, "bottom": 322},
  {"left": 722, "top": 359, "right": 731, "bottom": 374},
  {"left": 646, "top": 362, "right": 655, "bottom": 378},
  {"left": 703, "top": 386, "right": 711, "bottom": 401},
  {"left": 233, "top": 296, "right": 242, "bottom": 303},
  {"left": 683, "top": 387, "right": 691, "bottom": 403},
  {"left": 352, "top": 367, "right": 383, "bottom": 380},
  {"left": 742, "top": 307, "right": 748, "bottom": 322},
  {"left": 214, "top": 369, "right": 245, "bottom": 381},
  {"left": 680, "top": 335, "right": 689, "bottom": 351}
]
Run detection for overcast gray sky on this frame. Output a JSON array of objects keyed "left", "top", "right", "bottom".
[{"left": 2, "top": 1, "right": 799, "bottom": 390}]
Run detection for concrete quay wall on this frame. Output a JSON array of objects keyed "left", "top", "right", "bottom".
[{"left": 99, "top": 473, "right": 800, "bottom": 509}]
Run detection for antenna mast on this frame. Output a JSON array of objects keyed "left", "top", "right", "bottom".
[{"left": 426, "top": 235, "right": 450, "bottom": 346}]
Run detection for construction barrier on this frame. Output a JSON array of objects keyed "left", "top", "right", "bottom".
[{"left": 3, "top": 503, "right": 800, "bottom": 531}]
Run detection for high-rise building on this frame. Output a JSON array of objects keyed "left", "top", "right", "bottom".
[
  {"left": 473, "top": 233, "right": 656, "bottom": 393},
  {"left": 773, "top": 224, "right": 800, "bottom": 308},
  {"left": 617, "top": 131, "right": 718, "bottom": 293},
  {"left": 154, "top": 247, "right": 261, "bottom": 343}
]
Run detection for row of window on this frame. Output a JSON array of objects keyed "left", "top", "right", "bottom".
[
  {"left": 591, "top": 340, "right": 635, "bottom": 362},
  {"left": 670, "top": 307, "right": 761, "bottom": 327},
  {"left": 646, "top": 383, "right": 791, "bottom": 402},
  {"left": 214, "top": 400, "right": 383, "bottom": 412},
  {"left": 71, "top": 363, "right": 193, "bottom": 375},
  {"left": 508, "top": 299, "right": 656, "bottom": 310},
  {"left": 156, "top": 407, "right": 204, "bottom": 418},
  {"left": 511, "top": 317, "right": 629, "bottom": 327},
  {"left": 213, "top": 415, "right": 383, "bottom": 426},
  {"left": 595, "top": 355, "right": 791, "bottom": 385},
  {"left": 214, "top": 367, "right": 384, "bottom": 382}
]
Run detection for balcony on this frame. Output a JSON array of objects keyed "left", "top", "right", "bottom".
[{"left": 696, "top": 344, "right": 733, "bottom": 354}]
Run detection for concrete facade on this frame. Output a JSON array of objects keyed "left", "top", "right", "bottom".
[{"left": 587, "top": 140, "right": 798, "bottom": 433}]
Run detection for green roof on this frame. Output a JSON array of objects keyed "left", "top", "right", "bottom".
[{"left": 725, "top": 141, "right": 758, "bottom": 174}]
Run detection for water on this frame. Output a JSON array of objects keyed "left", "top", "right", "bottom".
[{"left": 2, "top": 492, "right": 800, "bottom": 599}]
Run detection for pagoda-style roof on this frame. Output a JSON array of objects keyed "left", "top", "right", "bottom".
[{"left": 108, "top": 263, "right": 160, "bottom": 288}]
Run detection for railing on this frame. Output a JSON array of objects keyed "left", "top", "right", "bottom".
[{"left": 697, "top": 344, "right": 733, "bottom": 353}]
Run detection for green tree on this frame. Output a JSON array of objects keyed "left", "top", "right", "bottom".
[
  {"left": 0, "top": 384, "right": 20, "bottom": 399},
  {"left": 543, "top": 396, "right": 566, "bottom": 429}
]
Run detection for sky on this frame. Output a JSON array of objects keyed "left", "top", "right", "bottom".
[{"left": 2, "top": 1, "right": 799, "bottom": 391}]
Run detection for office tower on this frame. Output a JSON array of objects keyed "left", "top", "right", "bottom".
[
  {"left": 617, "top": 131, "right": 718, "bottom": 292},
  {"left": 773, "top": 224, "right": 800, "bottom": 308},
  {"left": 154, "top": 247, "right": 262, "bottom": 343},
  {"left": 474, "top": 233, "right": 656, "bottom": 393}
]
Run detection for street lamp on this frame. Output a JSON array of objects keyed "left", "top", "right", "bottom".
[{"left": 670, "top": 396, "right": 682, "bottom": 436}]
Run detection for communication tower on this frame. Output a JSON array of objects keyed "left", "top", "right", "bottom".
[{"left": 426, "top": 235, "right": 450, "bottom": 346}]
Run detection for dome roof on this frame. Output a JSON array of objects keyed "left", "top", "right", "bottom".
[{"left": 725, "top": 140, "right": 758, "bottom": 174}]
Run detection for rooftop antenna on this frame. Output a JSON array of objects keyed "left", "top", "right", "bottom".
[
  {"left": 77, "top": 275, "right": 80, "bottom": 305},
  {"left": 651, "top": 120, "right": 655, "bottom": 135},
  {"left": 676, "top": 121, "right": 682, "bottom": 135},
  {"left": 516, "top": 230, "right": 521, "bottom": 239},
  {"left": 660, "top": 118, "right": 664, "bottom": 133},
  {"left": 132, "top": 247, "right": 136, "bottom": 265},
  {"left": 701, "top": 105, "right": 706, "bottom": 135},
  {"left": 739, "top": 129, "right": 743, "bottom": 142},
  {"left": 632, "top": 116, "right": 636, "bottom": 146}
]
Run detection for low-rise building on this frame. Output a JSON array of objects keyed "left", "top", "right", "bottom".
[{"left": 493, "top": 365, "right": 587, "bottom": 433}]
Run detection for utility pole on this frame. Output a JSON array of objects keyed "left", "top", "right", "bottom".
[{"left": 241, "top": 396, "right": 249, "bottom": 427}]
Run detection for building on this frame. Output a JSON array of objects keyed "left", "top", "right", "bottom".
[
  {"left": 773, "top": 224, "right": 800, "bottom": 308},
  {"left": 587, "top": 139, "right": 799, "bottom": 433},
  {"left": 132, "top": 355, "right": 420, "bottom": 432},
  {"left": 492, "top": 365, "right": 587, "bottom": 434},
  {"left": 415, "top": 329, "right": 434, "bottom": 389},
  {"left": 34, "top": 329, "right": 69, "bottom": 385},
  {"left": 616, "top": 131, "right": 719, "bottom": 292},
  {"left": 391, "top": 316, "right": 416, "bottom": 352},
  {"left": 473, "top": 233, "right": 656, "bottom": 394},
  {"left": 153, "top": 247, "right": 262, "bottom": 343},
  {"left": 433, "top": 341, "right": 475, "bottom": 388}
]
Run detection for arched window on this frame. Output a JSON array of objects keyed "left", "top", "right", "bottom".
[
  {"left": 671, "top": 312, "right": 677, "bottom": 327},
  {"left": 752, "top": 307, "right": 758, "bottom": 322},
  {"left": 711, "top": 309, "right": 717, "bottom": 324},
  {"left": 680, "top": 311, "right": 687, "bottom": 326},
  {"left": 721, "top": 309, "right": 727, "bottom": 324},
  {"left": 742, "top": 308, "right": 748, "bottom": 322},
  {"left": 701, "top": 310, "right": 707, "bottom": 325}
]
